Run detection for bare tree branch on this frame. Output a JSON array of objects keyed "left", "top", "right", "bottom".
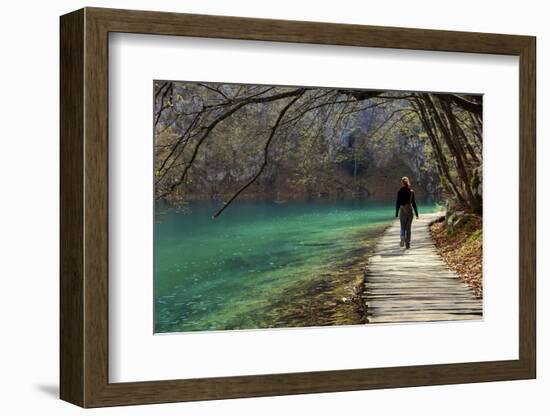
[
  {"left": 155, "top": 110, "right": 203, "bottom": 181},
  {"left": 197, "top": 83, "right": 231, "bottom": 102},
  {"left": 449, "top": 94, "right": 482, "bottom": 116},
  {"left": 211, "top": 92, "right": 305, "bottom": 218},
  {"left": 154, "top": 81, "right": 169, "bottom": 99},
  {"left": 157, "top": 88, "right": 307, "bottom": 200}
]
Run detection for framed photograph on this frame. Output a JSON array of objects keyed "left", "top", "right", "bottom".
[{"left": 60, "top": 7, "right": 536, "bottom": 407}]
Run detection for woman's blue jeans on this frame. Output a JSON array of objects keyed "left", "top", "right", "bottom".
[{"left": 399, "top": 205, "right": 414, "bottom": 244}]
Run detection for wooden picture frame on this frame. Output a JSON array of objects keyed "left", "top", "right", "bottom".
[{"left": 60, "top": 7, "right": 536, "bottom": 408}]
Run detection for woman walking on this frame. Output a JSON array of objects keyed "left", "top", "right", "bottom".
[{"left": 395, "top": 176, "right": 419, "bottom": 249}]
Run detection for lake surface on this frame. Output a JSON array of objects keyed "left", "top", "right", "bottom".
[{"left": 154, "top": 200, "right": 438, "bottom": 333}]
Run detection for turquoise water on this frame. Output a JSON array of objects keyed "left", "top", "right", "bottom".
[{"left": 154, "top": 200, "right": 438, "bottom": 333}]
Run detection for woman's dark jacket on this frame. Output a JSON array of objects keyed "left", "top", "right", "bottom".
[{"left": 395, "top": 187, "right": 419, "bottom": 217}]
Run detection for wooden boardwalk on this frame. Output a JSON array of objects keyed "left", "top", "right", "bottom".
[{"left": 364, "top": 212, "right": 482, "bottom": 323}]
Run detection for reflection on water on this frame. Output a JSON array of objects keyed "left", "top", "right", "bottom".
[{"left": 154, "top": 200, "right": 437, "bottom": 333}]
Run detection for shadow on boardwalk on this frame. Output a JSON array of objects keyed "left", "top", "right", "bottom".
[{"left": 364, "top": 212, "right": 482, "bottom": 324}]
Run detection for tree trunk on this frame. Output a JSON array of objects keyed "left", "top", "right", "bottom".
[
  {"left": 413, "top": 99, "right": 468, "bottom": 207},
  {"left": 423, "top": 95, "right": 479, "bottom": 212}
]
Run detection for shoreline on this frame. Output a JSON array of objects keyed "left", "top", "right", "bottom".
[
  {"left": 229, "top": 221, "right": 394, "bottom": 330},
  {"left": 157, "top": 196, "right": 442, "bottom": 208}
]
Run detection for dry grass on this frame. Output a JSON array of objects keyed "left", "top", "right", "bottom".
[{"left": 430, "top": 217, "right": 483, "bottom": 298}]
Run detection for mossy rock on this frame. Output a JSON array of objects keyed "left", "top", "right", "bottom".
[{"left": 446, "top": 212, "right": 481, "bottom": 234}]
